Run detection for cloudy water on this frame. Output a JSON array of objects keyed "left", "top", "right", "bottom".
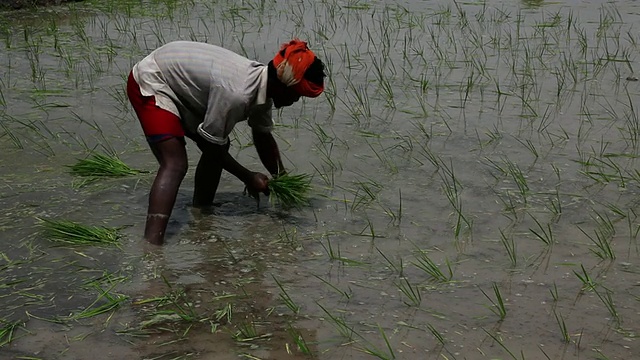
[{"left": 1, "top": 0, "right": 640, "bottom": 359}]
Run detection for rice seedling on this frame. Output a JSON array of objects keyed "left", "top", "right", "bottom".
[
  {"left": 358, "top": 323, "right": 396, "bottom": 360},
  {"left": 440, "top": 161, "right": 473, "bottom": 238},
  {"left": 273, "top": 226, "right": 301, "bottom": 250},
  {"left": 376, "top": 247, "right": 403, "bottom": 277},
  {"left": 427, "top": 323, "right": 446, "bottom": 346},
  {"left": 395, "top": 277, "right": 422, "bottom": 307},
  {"left": 0, "top": 319, "right": 23, "bottom": 347},
  {"left": 70, "top": 283, "right": 128, "bottom": 321},
  {"left": 499, "top": 228, "right": 517, "bottom": 267},
  {"left": 545, "top": 189, "right": 563, "bottom": 220},
  {"left": 358, "top": 218, "right": 378, "bottom": 239},
  {"left": 38, "top": 218, "right": 121, "bottom": 247},
  {"left": 267, "top": 173, "right": 312, "bottom": 209},
  {"left": 573, "top": 264, "right": 597, "bottom": 292},
  {"left": 554, "top": 310, "right": 571, "bottom": 343},
  {"left": 213, "top": 303, "right": 233, "bottom": 323},
  {"left": 366, "top": 139, "right": 398, "bottom": 174},
  {"left": 313, "top": 274, "right": 352, "bottom": 300},
  {"left": 232, "top": 320, "right": 270, "bottom": 342},
  {"left": 528, "top": 213, "right": 555, "bottom": 247},
  {"left": 549, "top": 282, "right": 559, "bottom": 303},
  {"left": 505, "top": 160, "right": 530, "bottom": 205},
  {"left": 287, "top": 325, "right": 312, "bottom": 355},
  {"left": 593, "top": 287, "right": 621, "bottom": 326},
  {"left": 579, "top": 225, "right": 616, "bottom": 261},
  {"left": 316, "top": 302, "right": 355, "bottom": 341},
  {"left": 480, "top": 282, "right": 507, "bottom": 321},
  {"left": 272, "top": 275, "right": 300, "bottom": 314},
  {"left": 68, "top": 152, "right": 144, "bottom": 178},
  {"left": 482, "top": 328, "right": 523, "bottom": 360},
  {"left": 413, "top": 249, "right": 453, "bottom": 283},
  {"left": 134, "top": 277, "right": 203, "bottom": 329}
]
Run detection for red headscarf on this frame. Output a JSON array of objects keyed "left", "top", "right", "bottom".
[{"left": 272, "top": 39, "right": 324, "bottom": 98}]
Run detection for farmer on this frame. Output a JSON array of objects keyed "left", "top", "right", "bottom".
[{"left": 127, "top": 39, "right": 325, "bottom": 245}]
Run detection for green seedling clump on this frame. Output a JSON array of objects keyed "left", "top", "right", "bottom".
[
  {"left": 268, "top": 173, "right": 312, "bottom": 209},
  {"left": 38, "top": 218, "right": 121, "bottom": 246},
  {"left": 68, "top": 152, "right": 143, "bottom": 177}
]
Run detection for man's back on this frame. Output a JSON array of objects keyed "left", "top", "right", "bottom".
[{"left": 150, "top": 41, "right": 265, "bottom": 115}]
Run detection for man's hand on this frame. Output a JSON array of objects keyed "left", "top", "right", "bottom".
[{"left": 244, "top": 172, "right": 270, "bottom": 207}]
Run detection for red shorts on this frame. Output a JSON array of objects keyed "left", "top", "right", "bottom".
[{"left": 126, "top": 71, "right": 185, "bottom": 143}]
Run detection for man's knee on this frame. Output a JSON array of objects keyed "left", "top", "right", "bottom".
[{"left": 161, "top": 160, "right": 188, "bottom": 179}]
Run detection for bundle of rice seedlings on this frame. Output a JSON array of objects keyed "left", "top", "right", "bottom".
[
  {"left": 68, "top": 152, "right": 144, "bottom": 177},
  {"left": 268, "top": 173, "right": 312, "bottom": 209},
  {"left": 38, "top": 218, "right": 121, "bottom": 246}
]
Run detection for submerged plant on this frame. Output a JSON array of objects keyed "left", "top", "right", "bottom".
[
  {"left": 38, "top": 218, "right": 121, "bottom": 246},
  {"left": 287, "top": 325, "right": 312, "bottom": 355},
  {"left": 268, "top": 173, "right": 312, "bottom": 209},
  {"left": 70, "top": 283, "right": 128, "bottom": 321},
  {"left": 0, "top": 319, "right": 22, "bottom": 347}
]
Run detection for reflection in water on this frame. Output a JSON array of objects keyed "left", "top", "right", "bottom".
[{"left": 521, "top": 0, "right": 545, "bottom": 7}]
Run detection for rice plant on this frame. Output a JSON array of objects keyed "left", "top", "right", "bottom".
[
  {"left": 554, "top": 310, "right": 571, "bottom": 343},
  {"left": 412, "top": 249, "right": 453, "bottom": 283},
  {"left": 213, "top": 303, "right": 233, "bottom": 323},
  {"left": 268, "top": 173, "right": 312, "bottom": 209},
  {"left": 287, "top": 325, "right": 312, "bottom": 355},
  {"left": 313, "top": 274, "right": 352, "bottom": 300},
  {"left": 395, "top": 277, "right": 422, "bottom": 307},
  {"left": 0, "top": 319, "right": 22, "bottom": 347},
  {"left": 233, "top": 320, "right": 268, "bottom": 342},
  {"left": 359, "top": 323, "right": 396, "bottom": 360},
  {"left": 427, "top": 323, "right": 446, "bottom": 346},
  {"left": 499, "top": 228, "right": 517, "bottom": 267},
  {"left": 482, "top": 328, "right": 524, "bottom": 360},
  {"left": 70, "top": 283, "right": 128, "bottom": 321},
  {"left": 38, "top": 218, "right": 121, "bottom": 246},
  {"left": 594, "top": 287, "right": 621, "bottom": 326},
  {"left": 272, "top": 275, "right": 300, "bottom": 314},
  {"left": 134, "top": 280, "right": 203, "bottom": 329},
  {"left": 316, "top": 302, "right": 355, "bottom": 340},
  {"left": 481, "top": 282, "right": 507, "bottom": 321},
  {"left": 574, "top": 264, "right": 597, "bottom": 292},
  {"left": 68, "top": 152, "right": 144, "bottom": 178}
]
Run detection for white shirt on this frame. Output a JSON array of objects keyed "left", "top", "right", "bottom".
[{"left": 132, "top": 41, "right": 273, "bottom": 145}]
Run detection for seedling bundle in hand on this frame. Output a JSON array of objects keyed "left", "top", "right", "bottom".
[{"left": 268, "top": 173, "right": 312, "bottom": 209}]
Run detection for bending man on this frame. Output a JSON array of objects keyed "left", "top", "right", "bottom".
[{"left": 126, "top": 39, "right": 325, "bottom": 245}]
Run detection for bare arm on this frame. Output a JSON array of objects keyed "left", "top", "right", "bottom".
[{"left": 252, "top": 129, "right": 285, "bottom": 176}]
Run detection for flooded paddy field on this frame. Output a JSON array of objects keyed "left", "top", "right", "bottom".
[{"left": 1, "top": 0, "right": 640, "bottom": 359}]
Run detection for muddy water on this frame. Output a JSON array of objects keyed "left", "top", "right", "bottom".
[{"left": 1, "top": 0, "right": 640, "bottom": 359}]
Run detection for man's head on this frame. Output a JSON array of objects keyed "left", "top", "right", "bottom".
[{"left": 267, "top": 39, "right": 326, "bottom": 108}]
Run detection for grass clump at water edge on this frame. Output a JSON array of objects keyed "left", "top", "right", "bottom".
[
  {"left": 38, "top": 218, "right": 122, "bottom": 246},
  {"left": 268, "top": 173, "right": 312, "bottom": 209}
]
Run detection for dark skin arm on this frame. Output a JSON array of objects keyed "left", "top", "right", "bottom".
[{"left": 252, "top": 129, "right": 285, "bottom": 176}]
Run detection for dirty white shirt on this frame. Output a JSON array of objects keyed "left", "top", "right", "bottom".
[{"left": 132, "top": 41, "right": 273, "bottom": 145}]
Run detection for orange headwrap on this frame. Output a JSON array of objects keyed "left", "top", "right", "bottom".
[{"left": 272, "top": 39, "right": 324, "bottom": 98}]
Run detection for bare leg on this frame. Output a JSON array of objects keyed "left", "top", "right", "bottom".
[
  {"left": 192, "top": 142, "right": 228, "bottom": 207},
  {"left": 145, "top": 137, "right": 188, "bottom": 245}
]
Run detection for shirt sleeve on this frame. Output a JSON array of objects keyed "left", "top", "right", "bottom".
[
  {"left": 197, "top": 89, "right": 248, "bottom": 145},
  {"left": 247, "top": 101, "right": 274, "bottom": 133}
]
